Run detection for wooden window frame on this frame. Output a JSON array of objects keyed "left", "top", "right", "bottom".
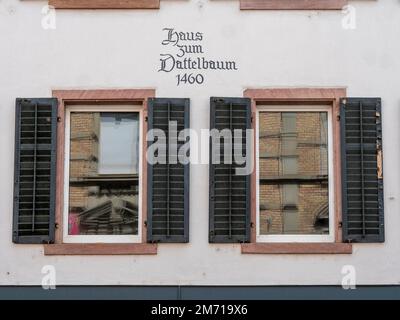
[
  {"left": 255, "top": 104, "right": 335, "bottom": 243},
  {"left": 63, "top": 105, "right": 143, "bottom": 244},
  {"left": 242, "top": 88, "right": 352, "bottom": 254},
  {"left": 44, "top": 89, "right": 157, "bottom": 255},
  {"left": 240, "top": 0, "right": 347, "bottom": 10},
  {"left": 48, "top": 0, "right": 160, "bottom": 9}
]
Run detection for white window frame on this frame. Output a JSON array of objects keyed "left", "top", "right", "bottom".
[
  {"left": 256, "top": 105, "right": 335, "bottom": 243},
  {"left": 63, "top": 105, "right": 143, "bottom": 244}
]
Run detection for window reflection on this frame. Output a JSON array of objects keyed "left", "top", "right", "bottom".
[
  {"left": 259, "top": 111, "right": 329, "bottom": 235},
  {"left": 68, "top": 112, "right": 139, "bottom": 236}
]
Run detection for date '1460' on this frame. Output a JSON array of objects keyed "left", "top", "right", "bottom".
[{"left": 176, "top": 73, "right": 204, "bottom": 86}]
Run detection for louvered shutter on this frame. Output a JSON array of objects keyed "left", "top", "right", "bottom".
[
  {"left": 341, "top": 98, "right": 384, "bottom": 243},
  {"left": 209, "top": 97, "right": 251, "bottom": 243},
  {"left": 13, "top": 98, "right": 58, "bottom": 244},
  {"left": 147, "top": 98, "right": 190, "bottom": 243}
]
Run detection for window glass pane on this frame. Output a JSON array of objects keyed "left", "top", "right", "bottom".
[
  {"left": 283, "top": 184, "right": 298, "bottom": 206},
  {"left": 283, "top": 210, "right": 299, "bottom": 234},
  {"left": 259, "top": 111, "right": 329, "bottom": 235},
  {"left": 282, "top": 112, "right": 297, "bottom": 155},
  {"left": 68, "top": 112, "right": 139, "bottom": 236},
  {"left": 282, "top": 157, "right": 298, "bottom": 175}
]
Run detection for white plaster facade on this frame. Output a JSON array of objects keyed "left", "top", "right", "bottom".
[{"left": 0, "top": 0, "right": 399, "bottom": 286}]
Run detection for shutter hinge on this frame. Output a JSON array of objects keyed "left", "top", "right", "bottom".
[
  {"left": 145, "top": 116, "right": 148, "bottom": 122},
  {"left": 144, "top": 220, "right": 148, "bottom": 227},
  {"left": 338, "top": 221, "right": 343, "bottom": 228},
  {"left": 57, "top": 117, "right": 62, "bottom": 123},
  {"left": 250, "top": 222, "right": 255, "bottom": 228},
  {"left": 336, "top": 114, "right": 340, "bottom": 121},
  {"left": 55, "top": 222, "right": 59, "bottom": 229},
  {"left": 251, "top": 116, "right": 253, "bottom": 123}
]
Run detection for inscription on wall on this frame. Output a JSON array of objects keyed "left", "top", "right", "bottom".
[{"left": 159, "top": 28, "right": 238, "bottom": 86}]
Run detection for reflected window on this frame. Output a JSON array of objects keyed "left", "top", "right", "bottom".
[
  {"left": 67, "top": 110, "right": 140, "bottom": 238},
  {"left": 99, "top": 113, "right": 139, "bottom": 175}
]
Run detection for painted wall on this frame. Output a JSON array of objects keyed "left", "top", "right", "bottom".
[{"left": 0, "top": 0, "right": 399, "bottom": 285}]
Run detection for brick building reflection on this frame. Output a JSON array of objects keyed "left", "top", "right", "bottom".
[
  {"left": 259, "top": 111, "right": 329, "bottom": 235},
  {"left": 68, "top": 112, "right": 138, "bottom": 236}
]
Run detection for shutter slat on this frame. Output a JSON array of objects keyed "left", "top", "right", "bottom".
[
  {"left": 13, "top": 98, "right": 57, "bottom": 244},
  {"left": 209, "top": 97, "right": 251, "bottom": 243},
  {"left": 147, "top": 98, "right": 190, "bottom": 243},
  {"left": 341, "top": 97, "right": 384, "bottom": 243}
]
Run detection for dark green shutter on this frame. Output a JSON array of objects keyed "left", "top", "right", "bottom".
[
  {"left": 341, "top": 97, "right": 384, "bottom": 243},
  {"left": 13, "top": 98, "right": 58, "bottom": 244},
  {"left": 147, "top": 98, "right": 190, "bottom": 243},
  {"left": 209, "top": 97, "right": 251, "bottom": 243}
]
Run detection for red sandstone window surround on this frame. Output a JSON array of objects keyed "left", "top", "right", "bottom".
[
  {"left": 48, "top": 0, "right": 160, "bottom": 9},
  {"left": 44, "top": 89, "right": 157, "bottom": 255},
  {"left": 240, "top": 0, "right": 348, "bottom": 10},
  {"left": 241, "top": 88, "right": 352, "bottom": 254}
]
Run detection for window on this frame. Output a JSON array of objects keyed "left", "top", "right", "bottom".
[
  {"left": 256, "top": 105, "right": 334, "bottom": 243},
  {"left": 63, "top": 105, "right": 142, "bottom": 243}
]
